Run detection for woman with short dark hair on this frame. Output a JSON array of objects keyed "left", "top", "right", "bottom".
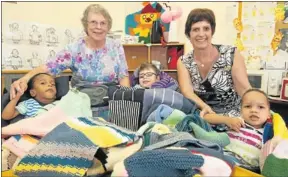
[{"left": 177, "top": 8, "right": 251, "bottom": 132}]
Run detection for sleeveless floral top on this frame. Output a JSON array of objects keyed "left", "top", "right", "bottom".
[{"left": 181, "top": 45, "right": 241, "bottom": 118}]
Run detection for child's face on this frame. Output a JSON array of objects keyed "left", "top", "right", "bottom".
[
  {"left": 139, "top": 68, "right": 160, "bottom": 88},
  {"left": 241, "top": 91, "right": 270, "bottom": 129},
  {"left": 30, "top": 74, "right": 57, "bottom": 103}
]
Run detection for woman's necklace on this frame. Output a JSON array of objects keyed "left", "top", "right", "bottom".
[
  {"left": 198, "top": 62, "right": 205, "bottom": 68},
  {"left": 194, "top": 46, "right": 215, "bottom": 68}
]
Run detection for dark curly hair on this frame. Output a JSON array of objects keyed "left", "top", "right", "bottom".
[{"left": 25, "top": 73, "right": 53, "bottom": 97}]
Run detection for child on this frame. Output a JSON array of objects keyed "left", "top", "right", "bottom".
[
  {"left": 2, "top": 73, "right": 58, "bottom": 120},
  {"left": 224, "top": 88, "right": 271, "bottom": 170},
  {"left": 134, "top": 63, "right": 160, "bottom": 89}
]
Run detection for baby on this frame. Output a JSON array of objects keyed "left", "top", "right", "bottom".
[
  {"left": 2, "top": 73, "right": 58, "bottom": 120},
  {"left": 224, "top": 88, "right": 271, "bottom": 170},
  {"left": 134, "top": 63, "right": 160, "bottom": 89}
]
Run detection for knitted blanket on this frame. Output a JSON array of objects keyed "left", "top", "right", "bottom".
[
  {"left": 2, "top": 135, "right": 39, "bottom": 158},
  {"left": 2, "top": 89, "right": 92, "bottom": 137},
  {"left": 14, "top": 117, "right": 140, "bottom": 177}
]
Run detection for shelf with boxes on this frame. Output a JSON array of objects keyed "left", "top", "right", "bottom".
[{"left": 123, "top": 43, "right": 185, "bottom": 80}]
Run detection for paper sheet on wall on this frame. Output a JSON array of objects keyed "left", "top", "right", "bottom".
[
  {"left": 2, "top": 44, "right": 33, "bottom": 70},
  {"left": 58, "top": 28, "right": 82, "bottom": 46},
  {"left": 241, "top": 2, "right": 277, "bottom": 65},
  {"left": 2, "top": 21, "right": 84, "bottom": 70},
  {"left": 3, "top": 21, "right": 27, "bottom": 45},
  {"left": 225, "top": 2, "right": 238, "bottom": 45}
]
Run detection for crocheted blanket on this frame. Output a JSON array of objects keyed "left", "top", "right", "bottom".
[
  {"left": 2, "top": 135, "right": 39, "bottom": 159},
  {"left": 14, "top": 117, "right": 140, "bottom": 177}
]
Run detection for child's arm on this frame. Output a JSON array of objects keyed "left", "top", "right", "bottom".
[
  {"left": 1, "top": 93, "right": 22, "bottom": 120},
  {"left": 203, "top": 113, "right": 245, "bottom": 132}
]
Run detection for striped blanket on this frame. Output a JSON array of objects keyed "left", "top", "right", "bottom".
[{"left": 14, "top": 117, "right": 140, "bottom": 177}]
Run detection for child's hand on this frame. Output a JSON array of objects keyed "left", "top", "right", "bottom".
[{"left": 226, "top": 117, "right": 245, "bottom": 132}]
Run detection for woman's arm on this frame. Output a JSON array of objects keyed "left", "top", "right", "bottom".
[
  {"left": 119, "top": 76, "right": 131, "bottom": 87},
  {"left": 177, "top": 59, "right": 209, "bottom": 110},
  {"left": 2, "top": 93, "right": 22, "bottom": 120},
  {"left": 117, "top": 41, "right": 130, "bottom": 87},
  {"left": 232, "top": 49, "right": 252, "bottom": 97}
]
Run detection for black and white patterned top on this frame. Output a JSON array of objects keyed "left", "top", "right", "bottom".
[{"left": 181, "top": 44, "right": 241, "bottom": 118}]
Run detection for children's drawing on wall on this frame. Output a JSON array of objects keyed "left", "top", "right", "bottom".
[
  {"left": 29, "top": 25, "right": 42, "bottom": 45},
  {"left": 125, "top": 2, "right": 170, "bottom": 44},
  {"left": 46, "top": 49, "right": 57, "bottom": 62},
  {"left": 64, "top": 29, "right": 75, "bottom": 44},
  {"left": 46, "top": 27, "right": 59, "bottom": 47},
  {"left": 6, "top": 49, "right": 23, "bottom": 70},
  {"left": 2, "top": 55, "right": 6, "bottom": 70},
  {"left": 9, "top": 23, "right": 24, "bottom": 44},
  {"left": 76, "top": 30, "right": 87, "bottom": 41},
  {"left": 27, "top": 51, "right": 42, "bottom": 69}
]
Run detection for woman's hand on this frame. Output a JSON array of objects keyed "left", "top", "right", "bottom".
[
  {"left": 226, "top": 117, "right": 245, "bottom": 132},
  {"left": 200, "top": 105, "right": 215, "bottom": 117},
  {"left": 10, "top": 78, "right": 28, "bottom": 100}
]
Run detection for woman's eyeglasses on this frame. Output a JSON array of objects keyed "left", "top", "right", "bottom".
[
  {"left": 139, "top": 72, "right": 156, "bottom": 79},
  {"left": 87, "top": 20, "right": 107, "bottom": 28}
]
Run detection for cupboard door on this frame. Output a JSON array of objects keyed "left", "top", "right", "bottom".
[
  {"left": 124, "top": 46, "right": 148, "bottom": 70},
  {"left": 150, "top": 46, "right": 168, "bottom": 69}
]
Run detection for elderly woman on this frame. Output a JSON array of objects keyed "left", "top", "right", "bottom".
[
  {"left": 10, "top": 4, "right": 130, "bottom": 100},
  {"left": 177, "top": 8, "right": 251, "bottom": 132}
]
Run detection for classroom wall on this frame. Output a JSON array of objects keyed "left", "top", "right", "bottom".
[{"left": 2, "top": 1, "right": 237, "bottom": 53}]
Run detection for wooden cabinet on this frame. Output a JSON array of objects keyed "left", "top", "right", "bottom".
[{"left": 123, "top": 43, "right": 185, "bottom": 80}]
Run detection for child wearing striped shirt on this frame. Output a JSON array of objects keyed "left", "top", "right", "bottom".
[
  {"left": 2, "top": 73, "right": 58, "bottom": 120},
  {"left": 224, "top": 89, "right": 271, "bottom": 170}
]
